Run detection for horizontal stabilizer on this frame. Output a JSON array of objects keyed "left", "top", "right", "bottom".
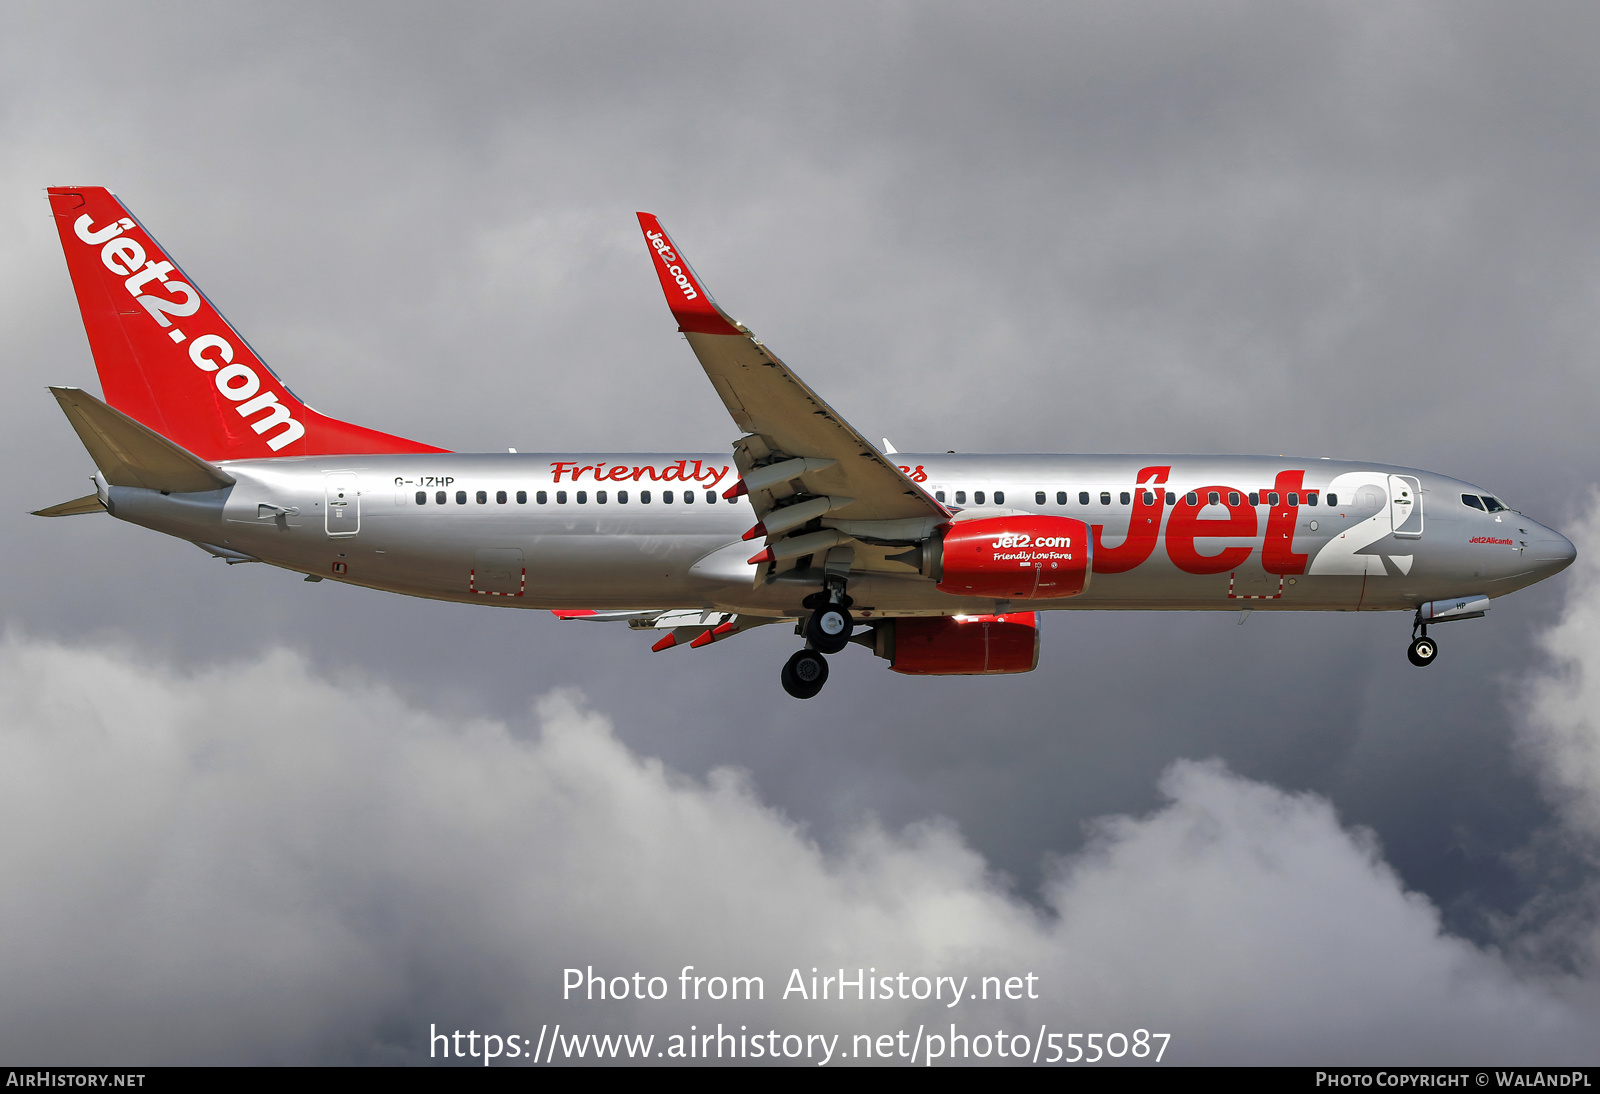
[
  {"left": 49, "top": 386, "right": 235, "bottom": 493},
  {"left": 31, "top": 492, "right": 106, "bottom": 517}
]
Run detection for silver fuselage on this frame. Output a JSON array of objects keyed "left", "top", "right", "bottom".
[{"left": 106, "top": 452, "right": 1575, "bottom": 621}]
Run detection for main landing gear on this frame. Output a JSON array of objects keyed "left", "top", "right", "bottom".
[
  {"left": 1408, "top": 611, "right": 1438, "bottom": 668},
  {"left": 780, "top": 584, "right": 854, "bottom": 699},
  {"left": 781, "top": 649, "right": 829, "bottom": 699}
]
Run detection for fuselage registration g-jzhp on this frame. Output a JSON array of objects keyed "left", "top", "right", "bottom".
[{"left": 39, "top": 187, "right": 1575, "bottom": 698}]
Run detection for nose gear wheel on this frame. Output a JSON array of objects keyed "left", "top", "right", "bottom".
[{"left": 1408, "top": 609, "right": 1438, "bottom": 667}]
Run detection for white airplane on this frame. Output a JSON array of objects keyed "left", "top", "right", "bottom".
[{"left": 38, "top": 187, "right": 1575, "bottom": 697}]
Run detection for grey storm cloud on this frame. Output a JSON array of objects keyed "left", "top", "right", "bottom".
[{"left": 3, "top": 0, "right": 1600, "bottom": 1065}]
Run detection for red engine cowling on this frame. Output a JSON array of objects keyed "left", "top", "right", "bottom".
[
  {"left": 874, "top": 613, "right": 1041, "bottom": 675},
  {"left": 934, "top": 516, "right": 1091, "bottom": 599}
]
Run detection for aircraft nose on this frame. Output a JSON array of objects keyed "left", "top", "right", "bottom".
[{"left": 1531, "top": 525, "right": 1577, "bottom": 577}]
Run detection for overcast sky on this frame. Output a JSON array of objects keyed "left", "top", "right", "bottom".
[{"left": 2, "top": 0, "right": 1599, "bottom": 1065}]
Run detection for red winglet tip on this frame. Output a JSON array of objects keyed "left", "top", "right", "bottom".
[
  {"left": 741, "top": 523, "right": 766, "bottom": 542},
  {"left": 650, "top": 633, "right": 678, "bottom": 652},
  {"left": 747, "top": 547, "right": 774, "bottom": 565},
  {"left": 723, "top": 480, "right": 748, "bottom": 500},
  {"left": 636, "top": 213, "right": 741, "bottom": 337},
  {"left": 688, "top": 630, "right": 716, "bottom": 649}
]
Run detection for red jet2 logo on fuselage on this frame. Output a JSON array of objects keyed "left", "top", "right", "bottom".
[{"left": 1086, "top": 466, "right": 1315, "bottom": 576}]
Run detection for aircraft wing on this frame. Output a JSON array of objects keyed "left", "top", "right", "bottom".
[{"left": 636, "top": 215, "right": 948, "bottom": 551}]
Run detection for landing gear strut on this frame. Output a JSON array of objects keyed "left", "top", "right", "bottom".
[
  {"left": 1408, "top": 611, "right": 1438, "bottom": 667},
  {"left": 801, "top": 584, "right": 853, "bottom": 655}
]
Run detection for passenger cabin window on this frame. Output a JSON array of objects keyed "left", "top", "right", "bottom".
[
  {"left": 577, "top": 491, "right": 587, "bottom": 503},
  {"left": 535, "top": 490, "right": 546, "bottom": 504},
  {"left": 1306, "top": 492, "right": 1318, "bottom": 506},
  {"left": 935, "top": 490, "right": 946, "bottom": 502},
  {"left": 1326, "top": 493, "right": 1337, "bottom": 506},
  {"left": 993, "top": 490, "right": 1005, "bottom": 504},
  {"left": 663, "top": 490, "right": 672, "bottom": 503},
  {"left": 641, "top": 490, "right": 652, "bottom": 503},
  {"left": 476, "top": 490, "right": 487, "bottom": 504},
  {"left": 706, "top": 491, "right": 717, "bottom": 503},
  {"left": 1165, "top": 492, "right": 1175, "bottom": 505},
  {"left": 496, "top": 490, "right": 507, "bottom": 504},
  {"left": 1142, "top": 491, "right": 1155, "bottom": 505},
  {"left": 1057, "top": 491, "right": 1068, "bottom": 505},
  {"left": 1228, "top": 491, "right": 1240, "bottom": 506},
  {"left": 455, "top": 490, "right": 467, "bottom": 505},
  {"left": 517, "top": 490, "right": 527, "bottom": 504},
  {"left": 1288, "top": 492, "right": 1299, "bottom": 506},
  {"left": 1208, "top": 491, "right": 1220, "bottom": 505},
  {"left": 1036, "top": 491, "right": 1046, "bottom": 505},
  {"left": 415, "top": 491, "right": 426, "bottom": 505},
  {"left": 556, "top": 491, "right": 567, "bottom": 504},
  {"left": 597, "top": 490, "right": 607, "bottom": 504},
  {"left": 1100, "top": 492, "right": 1111, "bottom": 505},
  {"left": 1120, "top": 491, "right": 1130, "bottom": 505},
  {"left": 1079, "top": 491, "right": 1090, "bottom": 505},
  {"left": 1186, "top": 492, "right": 1198, "bottom": 505},
  {"left": 1268, "top": 492, "right": 1280, "bottom": 506},
  {"left": 1249, "top": 492, "right": 1260, "bottom": 505},
  {"left": 435, "top": 491, "right": 446, "bottom": 505},
  {"left": 618, "top": 490, "right": 628, "bottom": 503},
  {"left": 974, "top": 490, "right": 986, "bottom": 504},
  {"left": 955, "top": 491, "right": 966, "bottom": 504},
  {"left": 683, "top": 491, "right": 693, "bottom": 504},
  {"left": 1462, "top": 494, "right": 1486, "bottom": 511}
]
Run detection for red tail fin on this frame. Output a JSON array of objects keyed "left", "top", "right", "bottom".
[{"left": 47, "top": 187, "right": 446, "bottom": 460}]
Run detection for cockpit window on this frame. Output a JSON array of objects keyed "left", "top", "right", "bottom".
[
  {"left": 1482, "top": 496, "right": 1508, "bottom": 513},
  {"left": 1461, "top": 494, "right": 1486, "bottom": 511}
]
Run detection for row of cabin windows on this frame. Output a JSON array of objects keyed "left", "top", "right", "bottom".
[
  {"left": 934, "top": 490, "right": 1006, "bottom": 506},
  {"left": 935, "top": 489, "right": 1339, "bottom": 508},
  {"left": 416, "top": 489, "right": 730, "bottom": 506}
]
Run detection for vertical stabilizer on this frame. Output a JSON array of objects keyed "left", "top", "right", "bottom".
[{"left": 47, "top": 187, "right": 446, "bottom": 460}]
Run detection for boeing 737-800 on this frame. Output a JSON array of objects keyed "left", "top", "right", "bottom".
[{"left": 37, "top": 187, "right": 1576, "bottom": 697}]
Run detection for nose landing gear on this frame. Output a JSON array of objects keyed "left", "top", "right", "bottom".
[{"left": 1408, "top": 611, "right": 1438, "bottom": 667}]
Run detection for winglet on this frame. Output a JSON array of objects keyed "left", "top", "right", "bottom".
[{"left": 635, "top": 213, "right": 742, "bottom": 336}]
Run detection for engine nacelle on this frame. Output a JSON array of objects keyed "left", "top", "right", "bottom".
[
  {"left": 926, "top": 515, "right": 1092, "bottom": 599},
  {"left": 872, "top": 613, "right": 1041, "bottom": 675}
]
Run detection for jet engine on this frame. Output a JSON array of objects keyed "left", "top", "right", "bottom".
[
  {"left": 895, "top": 516, "right": 1092, "bottom": 599},
  {"left": 868, "top": 613, "right": 1041, "bottom": 675}
]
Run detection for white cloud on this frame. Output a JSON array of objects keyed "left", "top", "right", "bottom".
[
  {"left": 1521, "top": 491, "right": 1600, "bottom": 843},
  {"left": 0, "top": 632, "right": 1594, "bottom": 1065}
]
